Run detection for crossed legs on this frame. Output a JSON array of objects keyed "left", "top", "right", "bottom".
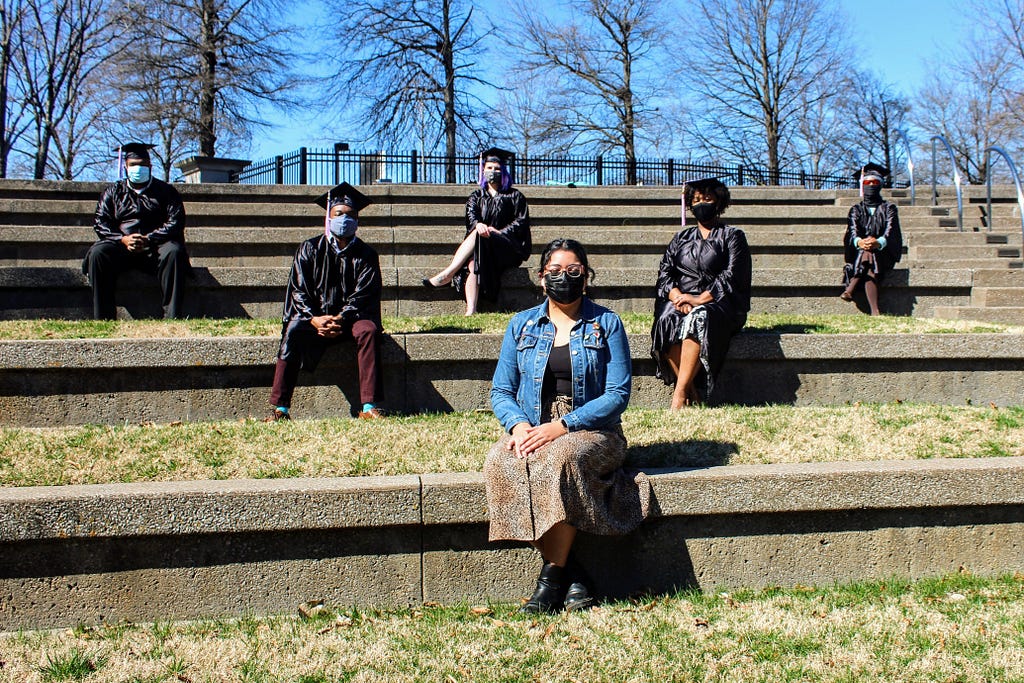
[
  {"left": 664, "top": 338, "right": 702, "bottom": 409},
  {"left": 425, "top": 232, "right": 481, "bottom": 315}
]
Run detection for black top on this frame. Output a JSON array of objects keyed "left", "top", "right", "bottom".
[
  {"left": 543, "top": 343, "right": 572, "bottom": 396},
  {"left": 92, "top": 178, "right": 186, "bottom": 245},
  {"left": 844, "top": 201, "right": 902, "bottom": 274}
]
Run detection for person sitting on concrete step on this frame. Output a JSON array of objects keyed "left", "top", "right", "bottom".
[
  {"left": 83, "top": 142, "right": 190, "bottom": 320},
  {"left": 422, "top": 147, "right": 531, "bottom": 315},
  {"left": 650, "top": 177, "right": 752, "bottom": 409},
  {"left": 841, "top": 162, "right": 903, "bottom": 316},
  {"left": 267, "top": 182, "right": 385, "bottom": 421},
  {"left": 485, "top": 238, "right": 651, "bottom": 614}
]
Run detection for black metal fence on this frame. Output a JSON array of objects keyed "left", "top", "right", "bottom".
[{"left": 233, "top": 146, "right": 857, "bottom": 189}]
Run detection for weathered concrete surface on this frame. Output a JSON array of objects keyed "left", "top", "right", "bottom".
[
  {"left": 2, "top": 333, "right": 1023, "bottom": 426},
  {"left": 0, "top": 264, "right": 971, "bottom": 319},
  {"left": 1, "top": 458, "right": 1022, "bottom": 630}
]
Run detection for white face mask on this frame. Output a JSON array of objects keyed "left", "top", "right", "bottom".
[{"left": 126, "top": 165, "right": 151, "bottom": 184}]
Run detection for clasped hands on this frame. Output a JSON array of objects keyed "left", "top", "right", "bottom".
[
  {"left": 474, "top": 222, "right": 497, "bottom": 237},
  {"left": 120, "top": 234, "right": 150, "bottom": 253},
  {"left": 506, "top": 420, "right": 569, "bottom": 459},
  {"left": 858, "top": 236, "right": 880, "bottom": 251},
  {"left": 311, "top": 314, "right": 347, "bottom": 338},
  {"left": 670, "top": 292, "right": 698, "bottom": 314}
]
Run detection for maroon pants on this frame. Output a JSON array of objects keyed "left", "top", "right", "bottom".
[{"left": 270, "top": 319, "right": 383, "bottom": 408}]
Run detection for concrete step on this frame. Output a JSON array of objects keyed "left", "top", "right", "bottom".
[
  {"left": 914, "top": 259, "right": 1024, "bottom": 270},
  {"left": 0, "top": 266, "right": 972, "bottom": 319},
  {"left": 911, "top": 245, "right": 1022, "bottom": 261},
  {"left": 2, "top": 332, "right": 1022, "bottom": 427},
  {"left": 932, "top": 306, "right": 1024, "bottom": 325},
  {"left": 972, "top": 287, "right": 1024, "bottom": 307}
]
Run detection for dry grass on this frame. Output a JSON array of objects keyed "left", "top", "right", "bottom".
[
  {"left": 1, "top": 312, "right": 1021, "bottom": 341},
  {"left": 2, "top": 404, "right": 1023, "bottom": 487},
  {"left": 1, "top": 572, "right": 1022, "bottom": 681}
]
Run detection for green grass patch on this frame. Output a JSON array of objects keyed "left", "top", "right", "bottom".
[
  {"left": 2, "top": 573, "right": 1022, "bottom": 682},
  {"left": 1, "top": 312, "right": 1021, "bottom": 340},
  {"left": 2, "top": 404, "right": 1022, "bottom": 487}
]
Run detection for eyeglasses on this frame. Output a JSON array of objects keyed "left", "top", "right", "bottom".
[{"left": 543, "top": 264, "right": 586, "bottom": 278}]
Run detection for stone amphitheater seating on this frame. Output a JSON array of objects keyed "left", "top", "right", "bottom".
[
  {"left": 2, "top": 179, "right": 1023, "bottom": 426},
  {"left": 2, "top": 180, "right": 1024, "bottom": 631},
  {"left": 2, "top": 180, "right": 1022, "bottom": 320}
]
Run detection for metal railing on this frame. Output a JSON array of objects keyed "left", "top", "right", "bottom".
[
  {"left": 984, "top": 146, "right": 1024, "bottom": 246},
  {"left": 895, "top": 129, "right": 916, "bottom": 205},
  {"left": 231, "top": 147, "right": 858, "bottom": 189},
  {"left": 931, "top": 135, "right": 964, "bottom": 231}
]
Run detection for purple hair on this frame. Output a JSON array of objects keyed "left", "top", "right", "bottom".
[{"left": 478, "top": 157, "right": 513, "bottom": 191}]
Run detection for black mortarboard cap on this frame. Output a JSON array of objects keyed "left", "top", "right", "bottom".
[
  {"left": 853, "top": 162, "right": 890, "bottom": 181},
  {"left": 314, "top": 182, "right": 372, "bottom": 213},
  {"left": 683, "top": 176, "right": 727, "bottom": 192},
  {"left": 479, "top": 147, "right": 515, "bottom": 163},
  {"left": 114, "top": 142, "right": 155, "bottom": 160}
]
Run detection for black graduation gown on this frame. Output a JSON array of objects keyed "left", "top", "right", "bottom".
[
  {"left": 83, "top": 178, "right": 190, "bottom": 273},
  {"left": 456, "top": 187, "right": 531, "bottom": 302},
  {"left": 278, "top": 234, "right": 383, "bottom": 370},
  {"left": 843, "top": 201, "right": 902, "bottom": 285},
  {"left": 649, "top": 225, "right": 752, "bottom": 401}
]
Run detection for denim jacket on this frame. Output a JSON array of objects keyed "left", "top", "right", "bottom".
[{"left": 491, "top": 297, "right": 632, "bottom": 433}]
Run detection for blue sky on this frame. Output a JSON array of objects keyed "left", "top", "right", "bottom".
[{"left": 245, "top": 0, "right": 966, "bottom": 162}]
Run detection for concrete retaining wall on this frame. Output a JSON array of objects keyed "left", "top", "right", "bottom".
[
  {"left": 2, "top": 457, "right": 1023, "bottom": 631},
  {"left": 2, "top": 333, "right": 1023, "bottom": 426}
]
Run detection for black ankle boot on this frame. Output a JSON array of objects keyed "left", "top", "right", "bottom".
[
  {"left": 521, "top": 562, "right": 566, "bottom": 614},
  {"left": 564, "top": 555, "right": 595, "bottom": 612}
]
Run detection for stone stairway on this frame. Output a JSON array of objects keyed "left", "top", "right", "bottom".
[{"left": 4, "top": 180, "right": 1018, "bottom": 320}]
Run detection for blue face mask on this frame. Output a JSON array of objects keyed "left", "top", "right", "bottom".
[
  {"left": 329, "top": 214, "right": 358, "bottom": 239},
  {"left": 126, "top": 164, "right": 151, "bottom": 184}
]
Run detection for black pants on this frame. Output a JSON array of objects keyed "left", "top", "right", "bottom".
[{"left": 84, "top": 240, "right": 189, "bottom": 320}]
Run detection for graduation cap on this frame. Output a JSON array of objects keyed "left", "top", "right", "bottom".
[
  {"left": 682, "top": 176, "right": 727, "bottom": 194},
  {"left": 681, "top": 176, "right": 730, "bottom": 225},
  {"left": 313, "top": 182, "right": 372, "bottom": 213},
  {"left": 114, "top": 142, "right": 155, "bottom": 161},
  {"left": 853, "top": 162, "right": 890, "bottom": 183},
  {"left": 479, "top": 147, "right": 515, "bottom": 164}
]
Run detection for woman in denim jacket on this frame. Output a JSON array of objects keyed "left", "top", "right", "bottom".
[{"left": 485, "top": 238, "right": 652, "bottom": 614}]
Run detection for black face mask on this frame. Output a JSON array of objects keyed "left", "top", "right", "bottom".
[
  {"left": 862, "top": 186, "right": 882, "bottom": 204},
  {"left": 691, "top": 201, "right": 717, "bottom": 224},
  {"left": 544, "top": 272, "right": 586, "bottom": 304}
]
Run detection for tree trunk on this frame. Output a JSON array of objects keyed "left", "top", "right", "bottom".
[
  {"left": 441, "top": 0, "right": 456, "bottom": 183},
  {"left": 198, "top": 0, "right": 217, "bottom": 156}
]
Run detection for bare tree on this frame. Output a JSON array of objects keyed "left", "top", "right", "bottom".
[
  {"left": 13, "top": 0, "right": 120, "bottom": 179},
  {"left": 328, "top": 0, "right": 491, "bottom": 182},
  {"left": 489, "top": 70, "right": 574, "bottom": 183},
  {"left": 0, "top": 0, "right": 25, "bottom": 177},
  {"left": 124, "top": 0, "right": 303, "bottom": 158},
  {"left": 511, "top": 0, "right": 667, "bottom": 185},
  {"left": 680, "top": 0, "right": 847, "bottom": 183},
  {"left": 103, "top": 36, "right": 197, "bottom": 180},
  {"left": 914, "top": 42, "right": 1019, "bottom": 185},
  {"left": 836, "top": 70, "right": 909, "bottom": 179}
]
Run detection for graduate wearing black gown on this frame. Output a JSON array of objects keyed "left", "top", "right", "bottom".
[
  {"left": 650, "top": 178, "right": 751, "bottom": 408},
  {"left": 83, "top": 142, "right": 190, "bottom": 319},
  {"left": 268, "top": 183, "right": 385, "bottom": 421},
  {"left": 841, "top": 163, "right": 902, "bottom": 316},
  {"left": 423, "top": 147, "right": 531, "bottom": 314}
]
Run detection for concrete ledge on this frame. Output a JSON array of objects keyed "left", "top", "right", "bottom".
[
  {"left": 2, "top": 333, "right": 1023, "bottom": 426},
  {"left": 0, "top": 265, "right": 972, "bottom": 319},
  {"left": 1, "top": 457, "right": 1022, "bottom": 630}
]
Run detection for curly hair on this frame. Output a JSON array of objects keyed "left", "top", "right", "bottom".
[{"left": 683, "top": 179, "right": 731, "bottom": 217}]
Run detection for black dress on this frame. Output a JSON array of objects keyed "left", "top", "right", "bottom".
[
  {"left": 456, "top": 187, "right": 531, "bottom": 302},
  {"left": 843, "top": 201, "right": 902, "bottom": 285},
  {"left": 649, "top": 225, "right": 752, "bottom": 401}
]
